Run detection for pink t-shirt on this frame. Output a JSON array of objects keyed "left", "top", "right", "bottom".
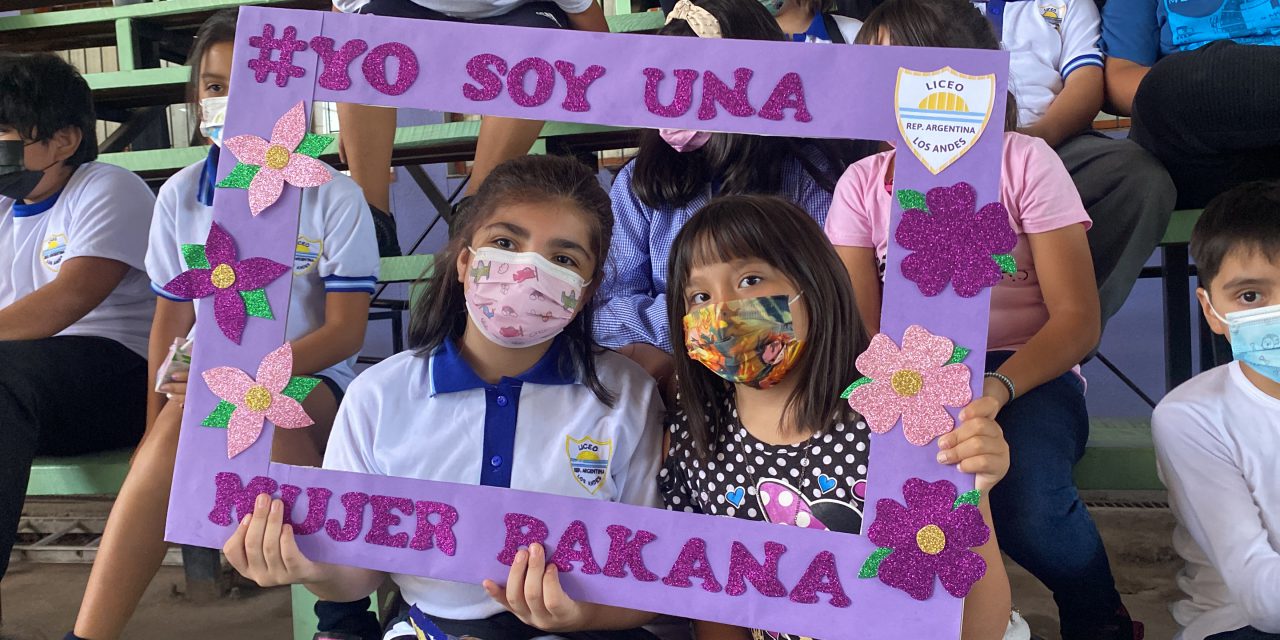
[{"left": 825, "top": 132, "right": 1091, "bottom": 351}]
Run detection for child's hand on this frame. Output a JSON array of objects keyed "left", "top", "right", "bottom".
[
  {"left": 483, "top": 543, "right": 589, "bottom": 633},
  {"left": 224, "top": 494, "right": 323, "bottom": 587},
  {"left": 938, "top": 397, "right": 1010, "bottom": 493},
  {"left": 159, "top": 370, "right": 188, "bottom": 406}
]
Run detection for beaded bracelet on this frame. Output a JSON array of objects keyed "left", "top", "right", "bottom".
[{"left": 984, "top": 371, "right": 1016, "bottom": 402}]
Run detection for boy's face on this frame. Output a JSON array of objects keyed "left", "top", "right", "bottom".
[
  {"left": 1198, "top": 246, "right": 1280, "bottom": 341},
  {"left": 0, "top": 123, "right": 81, "bottom": 203}
]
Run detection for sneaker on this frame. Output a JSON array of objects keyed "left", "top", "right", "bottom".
[{"left": 369, "top": 203, "right": 401, "bottom": 257}]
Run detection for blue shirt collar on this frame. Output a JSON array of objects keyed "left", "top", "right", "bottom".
[
  {"left": 12, "top": 189, "right": 62, "bottom": 218},
  {"left": 197, "top": 145, "right": 219, "bottom": 207},
  {"left": 790, "top": 13, "right": 831, "bottom": 42},
  {"left": 431, "top": 334, "right": 578, "bottom": 394}
]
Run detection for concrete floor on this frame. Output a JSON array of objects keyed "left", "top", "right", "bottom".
[{"left": 1, "top": 501, "right": 1183, "bottom": 640}]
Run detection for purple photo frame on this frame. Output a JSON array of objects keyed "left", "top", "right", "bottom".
[{"left": 164, "top": 7, "right": 1009, "bottom": 638}]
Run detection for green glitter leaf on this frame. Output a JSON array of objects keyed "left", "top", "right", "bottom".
[
  {"left": 840, "top": 376, "right": 874, "bottom": 399},
  {"left": 202, "top": 400, "right": 237, "bottom": 428},
  {"left": 859, "top": 547, "right": 893, "bottom": 579},
  {"left": 217, "top": 162, "right": 260, "bottom": 189},
  {"left": 992, "top": 253, "right": 1017, "bottom": 275},
  {"left": 897, "top": 189, "right": 927, "bottom": 213},
  {"left": 181, "top": 244, "right": 210, "bottom": 270},
  {"left": 946, "top": 345, "right": 971, "bottom": 365},
  {"left": 294, "top": 133, "right": 334, "bottom": 159},
  {"left": 281, "top": 376, "right": 322, "bottom": 403},
  {"left": 954, "top": 489, "right": 982, "bottom": 509},
  {"left": 240, "top": 288, "right": 274, "bottom": 320}
]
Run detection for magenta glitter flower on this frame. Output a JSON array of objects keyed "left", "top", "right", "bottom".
[
  {"left": 861, "top": 478, "right": 989, "bottom": 601},
  {"left": 895, "top": 182, "right": 1017, "bottom": 298},
  {"left": 843, "top": 325, "right": 972, "bottom": 446},
  {"left": 220, "top": 101, "right": 333, "bottom": 215},
  {"left": 161, "top": 222, "right": 289, "bottom": 344},
  {"left": 201, "top": 343, "right": 320, "bottom": 458}
]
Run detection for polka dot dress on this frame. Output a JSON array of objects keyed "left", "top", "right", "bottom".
[
  {"left": 659, "top": 392, "right": 871, "bottom": 532},
  {"left": 658, "top": 392, "right": 871, "bottom": 640}
]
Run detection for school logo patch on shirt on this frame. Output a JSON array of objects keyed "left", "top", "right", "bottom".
[
  {"left": 1039, "top": 2, "right": 1065, "bottom": 28},
  {"left": 894, "top": 67, "right": 996, "bottom": 174},
  {"left": 294, "top": 235, "right": 323, "bottom": 274},
  {"left": 566, "top": 435, "right": 612, "bottom": 494},
  {"left": 41, "top": 232, "right": 68, "bottom": 271}
]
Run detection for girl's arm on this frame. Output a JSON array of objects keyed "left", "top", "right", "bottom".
[
  {"left": 693, "top": 621, "right": 752, "bottom": 640},
  {"left": 961, "top": 499, "right": 1014, "bottom": 640},
  {"left": 565, "top": 2, "right": 610, "bottom": 32},
  {"left": 987, "top": 225, "right": 1099, "bottom": 406},
  {"left": 834, "top": 246, "right": 882, "bottom": 336},
  {"left": 289, "top": 291, "right": 371, "bottom": 376},
  {"left": 145, "top": 297, "right": 196, "bottom": 428},
  {"left": 225, "top": 494, "right": 387, "bottom": 603}
]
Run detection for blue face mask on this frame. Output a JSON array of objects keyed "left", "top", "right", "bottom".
[{"left": 1208, "top": 300, "right": 1280, "bottom": 384}]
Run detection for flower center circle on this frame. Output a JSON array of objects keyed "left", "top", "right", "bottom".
[
  {"left": 210, "top": 263, "right": 237, "bottom": 289},
  {"left": 244, "top": 385, "right": 273, "bottom": 412},
  {"left": 264, "top": 144, "right": 291, "bottom": 170},
  {"left": 916, "top": 524, "right": 946, "bottom": 555},
  {"left": 891, "top": 369, "right": 923, "bottom": 397}
]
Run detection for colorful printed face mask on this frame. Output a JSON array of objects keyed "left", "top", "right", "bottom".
[
  {"left": 659, "top": 128, "right": 712, "bottom": 153},
  {"left": 1207, "top": 299, "right": 1280, "bottom": 384},
  {"left": 683, "top": 293, "right": 805, "bottom": 389},
  {"left": 199, "top": 96, "right": 228, "bottom": 146},
  {"left": 464, "top": 246, "right": 588, "bottom": 348}
]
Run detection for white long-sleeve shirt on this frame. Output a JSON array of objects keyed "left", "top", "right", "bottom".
[{"left": 1153, "top": 361, "right": 1280, "bottom": 640}]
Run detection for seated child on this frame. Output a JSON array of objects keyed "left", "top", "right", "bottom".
[
  {"left": 0, "top": 52, "right": 155, "bottom": 610},
  {"left": 68, "top": 11, "right": 381, "bottom": 640},
  {"left": 834, "top": 2, "right": 1136, "bottom": 637},
  {"left": 771, "top": 0, "right": 862, "bottom": 43},
  {"left": 595, "top": 0, "right": 871, "bottom": 386},
  {"left": 225, "top": 155, "right": 666, "bottom": 640},
  {"left": 1154, "top": 181, "right": 1280, "bottom": 640}
]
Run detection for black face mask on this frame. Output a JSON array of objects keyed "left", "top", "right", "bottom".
[{"left": 0, "top": 139, "right": 49, "bottom": 202}]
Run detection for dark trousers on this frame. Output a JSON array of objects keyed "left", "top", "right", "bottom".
[
  {"left": 986, "top": 351, "right": 1124, "bottom": 639},
  {"left": 431, "top": 611, "right": 659, "bottom": 640},
  {"left": 1209, "top": 627, "right": 1280, "bottom": 640},
  {"left": 0, "top": 336, "right": 146, "bottom": 580},
  {"left": 1056, "top": 132, "right": 1176, "bottom": 327},
  {"left": 1130, "top": 41, "right": 1280, "bottom": 210}
]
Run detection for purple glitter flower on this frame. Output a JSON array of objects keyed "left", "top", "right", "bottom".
[
  {"left": 895, "top": 182, "right": 1016, "bottom": 298},
  {"left": 162, "top": 222, "right": 289, "bottom": 344},
  {"left": 865, "top": 478, "right": 989, "bottom": 600}
]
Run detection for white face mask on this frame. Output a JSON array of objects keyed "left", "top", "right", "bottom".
[{"left": 199, "top": 96, "right": 228, "bottom": 146}]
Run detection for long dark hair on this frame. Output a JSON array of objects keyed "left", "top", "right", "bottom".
[
  {"left": 631, "top": 0, "right": 874, "bottom": 209},
  {"left": 185, "top": 9, "right": 238, "bottom": 139},
  {"left": 857, "top": 0, "right": 1019, "bottom": 131},
  {"left": 667, "top": 195, "right": 869, "bottom": 456},
  {"left": 408, "top": 155, "right": 617, "bottom": 405}
]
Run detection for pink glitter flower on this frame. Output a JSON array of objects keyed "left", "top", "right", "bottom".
[
  {"left": 895, "top": 182, "right": 1017, "bottom": 298},
  {"left": 202, "top": 343, "right": 315, "bottom": 458},
  {"left": 846, "top": 325, "right": 972, "bottom": 446},
  {"left": 161, "top": 222, "right": 289, "bottom": 344},
  {"left": 863, "top": 478, "right": 989, "bottom": 601},
  {"left": 221, "top": 101, "right": 332, "bottom": 215}
]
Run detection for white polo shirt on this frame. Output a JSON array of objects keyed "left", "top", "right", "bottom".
[
  {"left": 324, "top": 337, "right": 665, "bottom": 620},
  {"left": 0, "top": 161, "right": 155, "bottom": 356},
  {"left": 145, "top": 148, "right": 379, "bottom": 390},
  {"left": 977, "top": 0, "right": 1104, "bottom": 127}
]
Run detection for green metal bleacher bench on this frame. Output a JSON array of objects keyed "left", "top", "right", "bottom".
[
  {"left": 1074, "top": 418, "right": 1160, "bottom": 491},
  {"left": 26, "top": 448, "right": 132, "bottom": 496}
]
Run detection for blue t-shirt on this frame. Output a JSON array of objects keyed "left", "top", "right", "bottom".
[{"left": 1102, "top": 0, "right": 1280, "bottom": 64}]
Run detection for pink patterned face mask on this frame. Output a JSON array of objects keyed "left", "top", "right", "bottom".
[
  {"left": 659, "top": 128, "right": 712, "bottom": 153},
  {"left": 463, "top": 246, "right": 589, "bottom": 348}
]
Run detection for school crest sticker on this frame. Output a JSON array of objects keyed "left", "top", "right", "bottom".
[
  {"left": 41, "top": 233, "right": 68, "bottom": 271},
  {"left": 566, "top": 435, "right": 612, "bottom": 495},
  {"left": 293, "top": 235, "right": 323, "bottom": 274},
  {"left": 895, "top": 67, "right": 995, "bottom": 175}
]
